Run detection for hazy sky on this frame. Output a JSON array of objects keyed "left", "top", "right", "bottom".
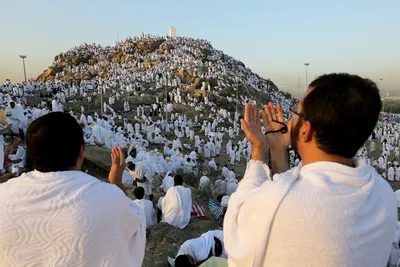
[{"left": 1, "top": 0, "right": 399, "bottom": 97}]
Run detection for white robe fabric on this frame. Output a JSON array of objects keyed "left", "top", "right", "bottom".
[
  {"left": 160, "top": 172, "right": 174, "bottom": 193},
  {"left": 8, "top": 146, "right": 26, "bottom": 168},
  {"left": 224, "top": 159, "right": 397, "bottom": 267},
  {"left": 0, "top": 170, "right": 146, "bottom": 267},
  {"left": 131, "top": 161, "right": 154, "bottom": 196},
  {"left": 134, "top": 199, "right": 157, "bottom": 229},
  {"left": 159, "top": 186, "right": 192, "bottom": 229},
  {"left": 176, "top": 230, "right": 227, "bottom": 264}
]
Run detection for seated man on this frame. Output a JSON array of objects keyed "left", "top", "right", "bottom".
[
  {"left": 133, "top": 187, "right": 157, "bottom": 229},
  {"left": 5, "top": 101, "right": 24, "bottom": 135},
  {"left": 157, "top": 175, "right": 192, "bottom": 229},
  {"left": 173, "top": 230, "right": 227, "bottom": 267},
  {"left": 4, "top": 137, "right": 26, "bottom": 170},
  {"left": 160, "top": 171, "right": 174, "bottom": 193},
  {"left": 0, "top": 112, "right": 146, "bottom": 266},
  {"left": 127, "top": 161, "right": 153, "bottom": 199}
]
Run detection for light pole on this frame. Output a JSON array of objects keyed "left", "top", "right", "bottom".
[
  {"left": 235, "top": 79, "right": 238, "bottom": 118},
  {"left": 19, "top": 55, "right": 27, "bottom": 96},
  {"left": 165, "top": 70, "right": 168, "bottom": 122},
  {"left": 380, "top": 78, "right": 384, "bottom": 112},
  {"left": 100, "top": 85, "right": 103, "bottom": 115},
  {"left": 304, "top": 63, "right": 310, "bottom": 92}
]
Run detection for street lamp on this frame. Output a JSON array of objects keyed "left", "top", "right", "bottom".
[
  {"left": 380, "top": 78, "right": 385, "bottom": 112},
  {"left": 304, "top": 63, "right": 310, "bottom": 92},
  {"left": 19, "top": 55, "right": 27, "bottom": 96},
  {"left": 235, "top": 77, "right": 239, "bottom": 120}
]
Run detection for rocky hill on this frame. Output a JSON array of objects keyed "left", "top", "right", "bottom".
[
  {"left": 36, "top": 36, "right": 294, "bottom": 117},
  {"left": 36, "top": 35, "right": 295, "bottom": 267}
]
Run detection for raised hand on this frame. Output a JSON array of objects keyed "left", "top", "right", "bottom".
[
  {"left": 240, "top": 103, "right": 267, "bottom": 150},
  {"left": 261, "top": 102, "right": 290, "bottom": 151},
  {"left": 109, "top": 147, "right": 126, "bottom": 189}
]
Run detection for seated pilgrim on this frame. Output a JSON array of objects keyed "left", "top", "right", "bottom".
[
  {"left": 127, "top": 161, "right": 153, "bottom": 199},
  {"left": 0, "top": 112, "right": 146, "bottom": 267},
  {"left": 160, "top": 171, "right": 174, "bottom": 193},
  {"left": 172, "top": 230, "right": 227, "bottom": 267},
  {"left": 4, "top": 137, "right": 26, "bottom": 169},
  {"left": 134, "top": 187, "right": 157, "bottom": 229},
  {"left": 157, "top": 175, "right": 192, "bottom": 229}
]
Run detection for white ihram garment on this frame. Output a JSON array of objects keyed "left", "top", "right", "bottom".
[
  {"left": 0, "top": 170, "right": 146, "bottom": 267},
  {"left": 134, "top": 199, "right": 157, "bottom": 228},
  {"left": 158, "top": 186, "right": 192, "bottom": 229},
  {"left": 224, "top": 159, "right": 397, "bottom": 267}
]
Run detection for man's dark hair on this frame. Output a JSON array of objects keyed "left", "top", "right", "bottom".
[
  {"left": 175, "top": 255, "right": 193, "bottom": 267},
  {"left": 26, "top": 112, "right": 84, "bottom": 172},
  {"left": 127, "top": 162, "right": 135, "bottom": 171},
  {"left": 304, "top": 73, "right": 381, "bottom": 158},
  {"left": 174, "top": 175, "right": 183, "bottom": 186},
  {"left": 133, "top": 187, "right": 145, "bottom": 200}
]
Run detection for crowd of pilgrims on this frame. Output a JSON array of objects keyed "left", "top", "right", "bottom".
[{"left": 1, "top": 35, "right": 400, "bottom": 266}]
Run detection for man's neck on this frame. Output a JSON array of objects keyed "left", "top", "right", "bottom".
[{"left": 301, "top": 151, "right": 354, "bottom": 168}]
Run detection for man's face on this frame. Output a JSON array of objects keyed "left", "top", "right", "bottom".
[
  {"left": 10, "top": 102, "right": 15, "bottom": 108},
  {"left": 12, "top": 140, "right": 19, "bottom": 148}
]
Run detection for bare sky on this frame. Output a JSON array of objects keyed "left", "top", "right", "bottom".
[{"left": 0, "top": 0, "right": 398, "bottom": 98}]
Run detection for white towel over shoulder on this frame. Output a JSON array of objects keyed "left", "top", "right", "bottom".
[
  {"left": 0, "top": 170, "right": 146, "bottom": 267},
  {"left": 224, "top": 159, "right": 397, "bottom": 267}
]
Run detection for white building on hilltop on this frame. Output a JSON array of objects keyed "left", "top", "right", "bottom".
[{"left": 169, "top": 26, "right": 176, "bottom": 37}]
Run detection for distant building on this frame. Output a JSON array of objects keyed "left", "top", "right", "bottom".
[{"left": 169, "top": 27, "right": 176, "bottom": 37}]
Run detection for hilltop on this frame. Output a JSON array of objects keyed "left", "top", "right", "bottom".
[{"left": 36, "top": 36, "right": 294, "bottom": 117}]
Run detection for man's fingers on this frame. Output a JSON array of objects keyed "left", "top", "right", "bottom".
[
  {"left": 240, "top": 119, "right": 251, "bottom": 138},
  {"left": 277, "top": 104, "right": 284, "bottom": 122},
  {"left": 264, "top": 105, "right": 272, "bottom": 125},
  {"left": 269, "top": 102, "right": 277, "bottom": 121},
  {"left": 261, "top": 111, "right": 269, "bottom": 127},
  {"left": 244, "top": 103, "right": 251, "bottom": 123},
  {"left": 251, "top": 104, "right": 258, "bottom": 124}
]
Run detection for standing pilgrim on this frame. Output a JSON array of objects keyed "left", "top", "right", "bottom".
[
  {"left": 0, "top": 113, "right": 146, "bottom": 266},
  {"left": 224, "top": 74, "right": 397, "bottom": 267}
]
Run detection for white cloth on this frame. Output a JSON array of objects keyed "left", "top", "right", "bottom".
[
  {"left": 0, "top": 170, "right": 146, "bottom": 267},
  {"left": 176, "top": 230, "right": 227, "bottom": 264},
  {"left": 224, "top": 159, "right": 397, "bottom": 267},
  {"left": 160, "top": 172, "right": 174, "bottom": 193},
  {"left": 8, "top": 145, "right": 26, "bottom": 168},
  {"left": 134, "top": 199, "right": 157, "bottom": 228},
  {"left": 159, "top": 185, "right": 192, "bottom": 229},
  {"left": 131, "top": 161, "right": 154, "bottom": 196}
]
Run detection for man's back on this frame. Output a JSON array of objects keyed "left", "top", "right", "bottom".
[
  {"left": 265, "top": 161, "right": 396, "bottom": 266},
  {"left": 225, "top": 160, "right": 397, "bottom": 267},
  {"left": 135, "top": 199, "right": 157, "bottom": 228},
  {"left": 162, "top": 186, "right": 192, "bottom": 229},
  {"left": 0, "top": 170, "right": 146, "bottom": 267}
]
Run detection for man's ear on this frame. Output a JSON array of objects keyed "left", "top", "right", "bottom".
[{"left": 301, "top": 121, "right": 314, "bottom": 143}]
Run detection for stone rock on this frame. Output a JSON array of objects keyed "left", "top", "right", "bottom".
[{"left": 84, "top": 145, "right": 111, "bottom": 172}]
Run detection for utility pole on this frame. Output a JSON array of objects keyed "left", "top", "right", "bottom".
[
  {"left": 235, "top": 78, "right": 239, "bottom": 120},
  {"left": 380, "top": 78, "right": 384, "bottom": 112},
  {"left": 19, "top": 55, "right": 27, "bottom": 96},
  {"left": 165, "top": 71, "right": 168, "bottom": 122},
  {"left": 304, "top": 63, "right": 310, "bottom": 92},
  {"left": 100, "top": 85, "right": 103, "bottom": 114}
]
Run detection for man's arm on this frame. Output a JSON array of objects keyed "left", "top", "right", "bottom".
[
  {"left": 4, "top": 147, "right": 10, "bottom": 163},
  {"left": 270, "top": 148, "right": 289, "bottom": 176},
  {"left": 109, "top": 147, "right": 127, "bottom": 195}
]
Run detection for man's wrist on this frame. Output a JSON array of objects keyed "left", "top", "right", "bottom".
[{"left": 251, "top": 146, "right": 265, "bottom": 162}]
